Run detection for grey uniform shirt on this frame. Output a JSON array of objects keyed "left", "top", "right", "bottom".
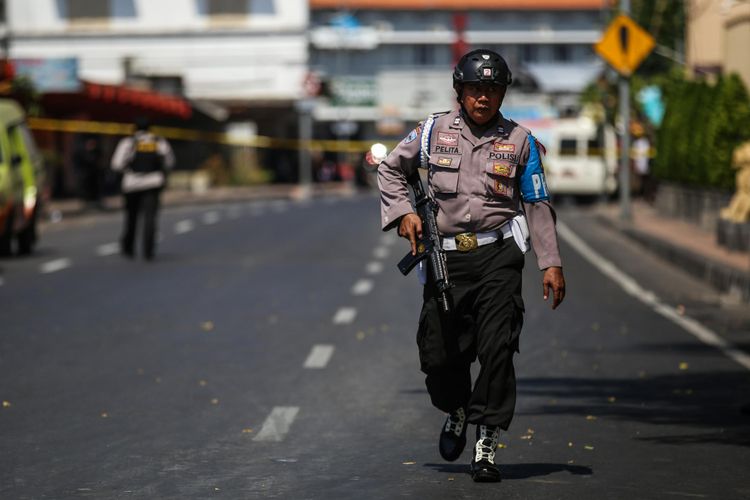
[{"left": 377, "top": 109, "right": 562, "bottom": 270}]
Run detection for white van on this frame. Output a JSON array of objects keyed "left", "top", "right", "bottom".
[{"left": 535, "top": 116, "right": 617, "bottom": 198}]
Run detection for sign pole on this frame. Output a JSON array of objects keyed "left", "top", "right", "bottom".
[{"left": 619, "top": 0, "right": 632, "bottom": 221}]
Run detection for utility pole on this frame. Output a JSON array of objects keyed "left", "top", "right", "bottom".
[{"left": 619, "top": 0, "right": 632, "bottom": 221}]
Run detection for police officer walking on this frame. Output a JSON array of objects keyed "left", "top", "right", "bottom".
[
  {"left": 111, "top": 117, "right": 175, "bottom": 260},
  {"left": 377, "top": 49, "right": 566, "bottom": 482}
]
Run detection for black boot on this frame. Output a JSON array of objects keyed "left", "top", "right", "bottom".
[
  {"left": 439, "top": 407, "right": 467, "bottom": 461},
  {"left": 470, "top": 424, "right": 501, "bottom": 482}
]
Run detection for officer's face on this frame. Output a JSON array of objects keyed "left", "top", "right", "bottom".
[{"left": 461, "top": 83, "right": 506, "bottom": 125}]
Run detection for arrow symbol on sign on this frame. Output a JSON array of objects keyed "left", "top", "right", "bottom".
[{"left": 619, "top": 25, "right": 629, "bottom": 56}]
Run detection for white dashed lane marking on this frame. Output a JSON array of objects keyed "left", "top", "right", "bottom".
[
  {"left": 381, "top": 234, "right": 397, "bottom": 246},
  {"left": 202, "top": 211, "right": 221, "bottom": 225},
  {"left": 253, "top": 407, "right": 300, "bottom": 442},
  {"left": 558, "top": 221, "right": 750, "bottom": 372},
  {"left": 332, "top": 307, "right": 357, "bottom": 325},
  {"left": 96, "top": 243, "right": 120, "bottom": 257},
  {"left": 365, "top": 261, "right": 384, "bottom": 275},
  {"left": 227, "top": 206, "right": 242, "bottom": 219},
  {"left": 174, "top": 220, "right": 194, "bottom": 234},
  {"left": 40, "top": 258, "right": 71, "bottom": 274},
  {"left": 373, "top": 246, "right": 390, "bottom": 259},
  {"left": 351, "top": 279, "right": 374, "bottom": 296},
  {"left": 303, "top": 344, "right": 335, "bottom": 369}
]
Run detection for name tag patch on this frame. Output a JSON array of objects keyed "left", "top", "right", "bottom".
[
  {"left": 434, "top": 145, "right": 460, "bottom": 154},
  {"left": 436, "top": 157, "right": 453, "bottom": 167},
  {"left": 494, "top": 142, "right": 515, "bottom": 153},
  {"left": 437, "top": 132, "right": 459, "bottom": 146}
]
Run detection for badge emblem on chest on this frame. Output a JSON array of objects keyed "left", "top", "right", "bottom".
[
  {"left": 437, "top": 132, "right": 459, "bottom": 146},
  {"left": 436, "top": 157, "right": 453, "bottom": 167},
  {"left": 493, "top": 143, "right": 515, "bottom": 153},
  {"left": 493, "top": 163, "right": 513, "bottom": 177}
]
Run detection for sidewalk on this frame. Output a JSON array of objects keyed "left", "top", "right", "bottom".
[
  {"left": 595, "top": 200, "right": 750, "bottom": 303},
  {"left": 43, "top": 182, "right": 361, "bottom": 221}
]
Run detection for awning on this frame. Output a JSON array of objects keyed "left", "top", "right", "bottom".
[
  {"left": 524, "top": 61, "right": 605, "bottom": 94},
  {"left": 41, "top": 80, "right": 192, "bottom": 122}
]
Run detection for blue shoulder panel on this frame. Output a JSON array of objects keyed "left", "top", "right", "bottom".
[{"left": 519, "top": 134, "right": 550, "bottom": 203}]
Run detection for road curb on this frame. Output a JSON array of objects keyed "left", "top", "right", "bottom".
[{"left": 594, "top": 214, "right": 750, "bottom": 303}]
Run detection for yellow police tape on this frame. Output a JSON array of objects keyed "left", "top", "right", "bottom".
[{"left": 27, "top": 117, "right": 396, "bottom": 154}]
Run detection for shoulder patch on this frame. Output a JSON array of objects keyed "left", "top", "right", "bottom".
[{"left": 403, "top": 127, "right": 419, "bottom": 144}]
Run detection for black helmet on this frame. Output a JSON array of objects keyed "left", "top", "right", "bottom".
[{"left": 452, "top": 49, "right": 512, "bottom": 88}]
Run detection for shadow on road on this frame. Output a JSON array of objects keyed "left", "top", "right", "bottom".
[
  {"left": 518, "top": 370, "right": 750, "bottom": 447},
  {"left": 424, "top": 462, "right": 592, "bottom": 479}
]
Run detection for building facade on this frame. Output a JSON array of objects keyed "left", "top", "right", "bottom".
[
  {"left": 686, "top": 0, "right": 750, "bottom": 90},
  {"left": 308, "top": 0, "right": 608, "bottom": 143}
]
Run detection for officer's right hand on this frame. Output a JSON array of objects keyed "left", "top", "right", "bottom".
[{"left": 398, "top": 213, "right": 423, "bottom": 256}]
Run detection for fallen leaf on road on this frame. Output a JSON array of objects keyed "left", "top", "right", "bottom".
[
  {"left": 520, "top": 434, "right": 533, "bottom": 440},
  {"left": 402, "top": 461, "right": 416, "bottom": 465},
  {"left": 586, "top": 415, "right": 597, "bottom": 421},
  {"left": 201, "top": 321, "right": 214, "bottom": 332},
  {"left": 679, "top": 362, "right": 689, "bottom": 370},
  {"left": 591, "top": 323, "right": 600, "bottom": 331},
  {"left": 568, "top": 459, "right": 575, "bottom": 464},
  {"left": 100, "top": 412, "right": 109, "bottom": 418},
  {"left": 199, "top": 380, "right": 207, "bottom": 387},
  {"left": 676, "top": 305, "right": 686, "bottom": 315},
  {"left": 607, "top": 396, "right": 616, "bottom": 403},
  {"left": 497, "top": 443, "right": 507, "bottom": 449},
  {"left": 356, "top": 331, "right": 366, "bottom": 341},
  {"left": 241, "top": 428, "right": 254, "bottom": 434},
  {"left": 568, "top": 442, "right": 573, "bottom": 447},
  {"left": 448, "top": 477, "right": 455, "bottom": 481},
  {"left": 584, "top": 445, "right": 594, "bottom": 451},
  {"left": 211, "top": 398, "right": 219, "bottom": 405},
  {"left": 2, "top": 401, "right": 11, "bottom": 408}
]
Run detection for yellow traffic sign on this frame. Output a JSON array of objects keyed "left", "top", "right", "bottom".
[{"left": 594, "top": 14, "right": 655, "bottom": 77}]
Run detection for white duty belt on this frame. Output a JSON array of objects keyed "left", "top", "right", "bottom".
[{"left": 441, "top": 223, "right": 513, "bottom": 252}]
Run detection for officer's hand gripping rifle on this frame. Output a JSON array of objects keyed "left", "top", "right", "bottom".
[{"left": 396, "top": 173, "right": 453, "bottom": 313}]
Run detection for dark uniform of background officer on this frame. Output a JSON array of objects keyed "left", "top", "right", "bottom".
[
  {"left": 377, "top": 50, "right": 566, "bottom": 482},
  {"left": 110, "top": 117, "right": 175, "bottom": 260}
]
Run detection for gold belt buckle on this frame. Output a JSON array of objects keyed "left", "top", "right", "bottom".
[{"left": 455, "top": 232, "right": 478, "bottom": 252}]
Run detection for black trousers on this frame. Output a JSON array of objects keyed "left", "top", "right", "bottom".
[
  {"left": 121, "top": 188, "right": 161, "bottom": 259},
  {"left": 417, "top": 237, "right": 525, "bottom": 429}
]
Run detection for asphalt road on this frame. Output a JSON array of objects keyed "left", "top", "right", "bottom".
[{"left": 1, "top": 194, "right": 749, "bottom": 499}]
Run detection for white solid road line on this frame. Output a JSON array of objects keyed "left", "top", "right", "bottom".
[
  {"left": 202, "top": 211, "right": 221, "bottom": 225},
  {"left": 40, "top": 258, "right": 71, "bottom": 274},
  {"left": 373, "top": 246, "right": 390, "bottom": 259},
  {"left": 557, "top": 221, "right": 750, "bottom": 372},
  {"left": 303, "top": 344, "right": 335, "bottom": 369},
  {"left": 332, "top": 307, "right": 357, "bottom": 325},
  {"left": 365, "top": 261, "right": 384, "bottom": 275},
  {"left": 252, "top": 407, "right": 300, "bottom": 442},
  {"left": 174, "top": 219, "right": 194, "bottom": 234},
  {"left": 351, "top": 279, "right": 374, "bottom": 296},
  {"left": 96, "top": 242, "right": 120, "bottom": 257}
]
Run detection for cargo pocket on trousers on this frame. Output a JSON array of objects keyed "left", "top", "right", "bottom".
[{"left": 509, "top": 295, "right": 525, "bottom": 353}]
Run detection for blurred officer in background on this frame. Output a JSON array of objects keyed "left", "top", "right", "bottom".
[
  {"left": 377, "top": 49, "right": 566, "bottom": 482},
  {"left": 111, "top": 117, "right": 175, "bottom": 260}
]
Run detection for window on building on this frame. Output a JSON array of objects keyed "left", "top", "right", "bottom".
[
  {"left": 68, "top": 0, "right": 110, "bottom": 19},
  {"left": 522, "top": 45, "right": 537, "bottom": 63},
  {"left": 554, "top": 44, "right": 571, "bottom": 62},
  {"left": 416, "top": 45, "right": 435, "bottom": 66},
  {"left": 207, "top": 0, "right": 248, "bottom": 15},
  {"left": 559, "top": 138, "right": 578, "bottom": 157}
]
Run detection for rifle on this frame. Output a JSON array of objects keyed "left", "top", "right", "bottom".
[{"left": 396, "top": 172, "right": 453, "bottom": 313}]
